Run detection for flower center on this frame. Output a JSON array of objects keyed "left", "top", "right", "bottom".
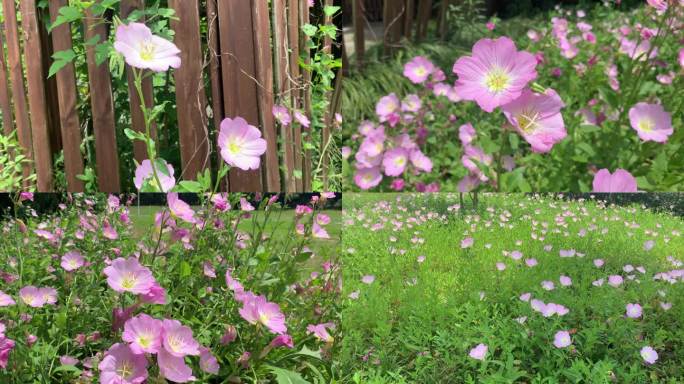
[
  {"left": 516, "top": 109, "right": 541, "bottom": 133},
  {"left": 137, "top": 334, "right": 151, "bottom": 348},
  {"left": 121, "top": 273, "right": 137, "bottom": 290},
  {"left": 259, "top": 313, "right": 271, "bottom": 325},
  {"left": 23, "top": 294, "right": 34, "bottom": 304},
  {"left": 228, "top": 142, "right": 241, "bottom": 155},
  {"left": 117, "top": 360, "right": 133, "bottom": 378},
  {"left": 168, "top": 335, "right": 183, "bottom": 352},
  {"left": 638, "top": 118, "right": 654, "bottom": 132},
  {"left": 139, "top": 41, "right": 156, "bottom": 62},
  {"left": 394, "top": 156, "right": 406, "bottom": 166},
  {"left": 415, "top": 67, "right": 426, "bottom": 77},
  {"left": 484, "top": 67, "right": 511, "bottom": 93}
]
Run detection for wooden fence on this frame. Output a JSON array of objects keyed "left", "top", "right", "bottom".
[{"left": 0, "top": 0, "right": 334, "bottom": 192}]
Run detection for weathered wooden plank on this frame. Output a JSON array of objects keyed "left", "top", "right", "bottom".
[
  {"left": 48, "top": 0, "right": 85, "bottom": 192},
  {"left": 404, "top": 0, "right": 415, "bottom": 40},
  {"left": 252, "top": 0, "right": 281, "bottom": 192},
  {"left": 416, "top": 0, "right": 432, "bottom": 41},
  {"left": 2, "top": 0, "right": 33, "bottom": 184},
  {"left": 217, "top": 0, "right": 263, "bottom": 191},
  {"left": 37, "top": 6, "right": 63, "bottom": 156},
  {"left": 84, "top": 5, "right": 121, "bottom": 192},
  {"left": 383, "top": 0, "right": 404, "bottom": 54},
  {"left": 120, "top": 0, "right": 157, "bottom": 163},
  {"left": 21, "top": 0, "right": 54, "bottom": 191},
  {"left": 287, "top": 0, "right": 303, "bottom": 192},
  {"left": 273, "top": 0, "right": 296, "bottom": 192},
  {"left": 300, "top": 0, "right": 313, "bottom": 191},
  {"left": 169, "top": 0, "right": 210, "bottom": 181},
  {"left": 0, "top": 28, "right": 13, "bottom": 135},
  {"left": 206, "top": 0, "right": 224, "bottom": 133},
  {"left": 353, "top": 0, "right": 365, "bottom": 66}
]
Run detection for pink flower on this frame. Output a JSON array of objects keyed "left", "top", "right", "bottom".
[
  {"left": 122, "top": 314, "right": 163, "bottom": 354},
  {"left": 103, "top": 257, "right": 155, "bottom": 294},
  {"left": 361, "top": 275, "right": 375, "bottom": 284},
  {"left": 293, "top": 110, "right": 310, "bottom": 128},
  {"left": 646, "top": 0, "right": 667, "bottom": 11},
  {"left": 459, "top": 123, "right": 476, "bottom": 146},
  {"left": 0, "top": 336, "right": 15, "bottom": 369},
  {"left": 312, "top": 222, "right": 330, "bottom": 239},
  {"left": 644, "top": 240, "right": 655, "bottom": 251},
  {"left": 594, "top": 259, "right": 604, "bottom": 267},
  {"left": 376, "top": 94, "right": 400, "bottom": 124},
  {"left": 134, "top": 159, "right": 176, "bottom": 192},
  {"left": 167, "top": 193, "right": 197, "bottom": 224},
  {"left": 39, "top": 287, "right": 58, "bottom": 305},
  {"left": 641, "top": 346, "right": 658, "bottom": 364},
  {"left": 541, "top": 281, "right": 555, "bottom": 291},
  {"left": 99, "top": 343, "right": 149, "bottom": 384},
  {"left": 559, "top": 275, "right": 572, "bottom": 286},
  {"left": 592, "top": 169, "right": 637, "bottom": 192},
  {"left": 19, "top": 192, "right": 34, "bottom": 201},
  {"left": 19, "top": 286, "right": 46, "bottom": 308},
  {"left": 238, "top": 295, "right": 288, "bottom": 335},
  {"left": 525, "top": 258, "right": 538, "bottom": 267},
  {"left": 158, "top": 347, "right": 196, "bottom": 383},
  {"left": 140, "top": 282, "right": 167, "bottom": 305},
  {"left": 272, "top": 105, "right": 291, "bottom": 126},
  {"left": 61, "top": 251, "right": 84, "bottom": 272},
  {"left": 354, "top": 167, "right": 382, "bottom": 190},
  {"left": 501, "top": 89, "right": 566, "bottom": 153},
  {"left": 218, "top": 117, "right": 267, "bottom": 171},
  {"left": 403, "top": 56, "right": 435, "bottom": 84},
  {"left": 114, "top": 23, "right": 180, "bottom": 72},
  {"left": 307, "top": 323, "right": 335, "bottom": 343},
  {"left": 461, "top": 237, "right": 474, "bottom": 249},
  {"left": 468, "top": 343, "right": 487, "bottom": 360},
  {"left": 620, "top": 39, "right": 657, "bottom": 61},
  {"left": 452, "top": 37, "right": 537, "bottom": 112},
  {"left": 240, "top": 197, "right": 255, "bottom": 212},
  {"left": 608, "top": 275, "right": 624, "bottom": 287},
  {"left": 270, "top": 334, "right": 294, "bottom": 349},
  {"left": 199, "top": 347, "right": 220, "bottom": 374},
  {"left": 626, "top": 303, "right": 642, "bottom": 318},
  {"left": 553, "top": 331, "right": 571, "bottom": 348},
  {"left": 0, "top": 291, "right": 16, "bottom": 307},
  {"left": 162, "top": 319, "right": 201, "bottom": 357},
  {"left": 401, "top": 94, "right": 422, "bottom": 113},
  {"left": 628, "top": 103, "right": 673, "bottom": 143},
  {"left": 519, "top": 292, "right": 531, "bottom": 302},
  {"left": 383, "top": 148, "right": 409, "bottom": 177},
  {"left": 485, "top": 21, "right": 495, "bottom": 31},
  {"left": 679, "top": 48, "right": 684, "bottom": 67}
]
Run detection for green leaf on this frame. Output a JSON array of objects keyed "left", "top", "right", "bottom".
[
  {"left": 323, "top": 5, "right": 341, "bottom": 16},
  {"left": 49, "top": 6, "right": 82, "bottom": 32},
  {"left": 296, "top": 345, "right": 323, "bottom": 360},
  {"left": 178, "top": 181, "right": 203, "bottom": 193},
  {"left": 179, "top": 261, "right": 191, "bottom": 278},
  {"left": 267, "top": 366, "right": 310, "bottom": 384},
  {"left": 48, "top": 49, "right": 76, "bottom": 78},
  {"left": 301, "top": 24, "right": 317, "bottom": 37},
  {"left": 123, "top": 128, "right": 146, "bottom": 141}
]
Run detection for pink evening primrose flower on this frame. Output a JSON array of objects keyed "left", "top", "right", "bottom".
[
  {"left": 0, "top": 336, "right": 15, "bottom": 369},
  {"left": 162, "top": 319, "right": 201, "bottom": 357},
  {"left": 19, "top": 286, "right": 46, "bottom": 308},
  {"left": 383, "top": 148, "right": 409, "bottom": 177},
  {"left": 641, "top": 346, "right": 658, "bottom": 364},
  {"left": 103, "top": 257, "right": 155, "bottom": 294},
  {"left": 559, "top": 275, "right": 572, "bottom": 286},
  {"left": 167, "top": 193, "right": 197, "bottom": 224},
  {"left": 626, "top": 303, "right": 642, "bottom": 318},
  {"left": 293, "top": 111, "right": 311, "bottom": 128},
  {"left": 628, "top": 103, "right": 673, "bottom": 143},
  {"left": 592, "top": 169, "right": 637, "bottom": 193},
  {"left": 459, "top": 123, "right": 476, "bottom": 145},
  {"left": 134, "top": 159, "right": 176, "bottom": 192},
  {"left": 307, "top": 323, "right": 335, "bottom": 343},
  {"left": 361, "top": 275, "right": 375, "bottom": 284},
  {"left": 218, "top": 117, "right": 267, "bottom": 171},
  {"left": 157, "top": 347, "right": 196, "bottom": 383},
  {"left": 98, "top": 343, "right": 149, "bottom": 384},
  {"left": 61, "top": 251, "right": 85, "bottom": 272},
  {"left": 501, "top": 89, "right": 566, "bottom": 153},
  {"left": 461, "top": 237, "right": 474, "bottom": 249},
  {"left": 354, "top": 167, "right": 382, "bottom": 190},
  {"left": 239, "top": 295, "right": 288, "bottom": 335},
  {"left": 403, "top": 56, "right": 436, "bottom": 84},
  {"left": 553, "top": 331, "right": 572, "bottom": 348},
  {"left": 376, "top": 93, "right": 400, "bottom": 124},
  {"left": 0, "top": 291, "right": 15, "bottom": 307},
  {"left": 410, "top": 150, "right": 433, "bottom": 173},
  {"left": 272, "top": 105, "right": 291, "bottom": 126},
  {"left": 199, "top": 346, "right": 220, "bottom": 374},
  {"left": 468, "top": 343, "right": 488, "bottom": 360},
  {"left": 122, "top": 314, "right": 163, "bottom": 355},
  {"left": 452, "top": 37, "right": 537, "bottom": 112},
  {"left": 114, "top": 23, "right": 181, "bottom": 72},
  {"left": 608, "top": 275, "right": 624, "bottom": 287}
]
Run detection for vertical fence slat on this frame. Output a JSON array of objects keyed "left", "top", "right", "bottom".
[
  {"left": 252, "top": 0, "right": 281, "bottom": 192},
  {"left": 353, "top": 0, "right": 365, "bottom": 67},
  {"left": 404, "top": 0, "right": 415, "bottom": 40},
  {"left": 169, "top": 0, "right": 210, "bottom": 181},
  {"left": 217, "top": 0, "right": 263, "bottom": 192},
  {"left": 287, "top": 0, "right": 303, "bottom": 192},
  {"left": 300, "top": 1, "right": 313, "bottom": 191},
  {"left": 0, "top": 28, "right": 13, "bottom": 135},
  {"left": 2, "top": 0, "right": 33, "bottom": 185},
  {"left": 416, "top": 0, "right": 432, "bottom": 41},
  {"left": 21, "top": 0, "right": 54, "bottom": 191},
  {"left": 84, "top": 6, "right": 121, "bottom": 192},
  {"left": 48, "top": 0, "right": 84, "bottom": 192},
  {"left": 38, "top": 7, "right": 64, "bottom": 156},
  {"left": 120, "top": 0, "right": 157, "bottom": 163},
  {"left": 273, "top": 0, "right": 296, "bottom": 192},
  {"left": 206, "top": 0, "right": 224, "bottom": 133}
]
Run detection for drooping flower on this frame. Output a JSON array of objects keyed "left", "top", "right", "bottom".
[
  {"left": 167, "top": 193, "right": 197, "bottom": 224},
  {"left": 140, "top": 282, "right": 167, "bottom": 305},
  {"left": 553, "top": 331, "right": 572, "bottom": 348},
  {"left": 293, "top": 110, "right": 310, "bottom": 128},
  {"left": 501, "top": 88, "right": 566, "bottom": 153},
  {"left": 162, "top": 319, "right": 201, "bottom": 357},
  {"left": 592, "top": 169, "right": 638, "bottom": 193},
  {"left": 103, "top": 257, "right": 155, "bottom": 294},
  {"left": 452, "top": 37, "right": 537, "bottom": 112},
  {"left": 157, "top": 347, "right": 196, "bottom": 383},
  {"left": 468, "top": 343, "right": 488, "bottom": 360},
  {"left": 626, "top": 303, "right": 642, "bottom": 318},
  {"left": 122, "top": 314, "right": 163, "bottom": 355},
  {"left": 134, "top": 159, "right": 176, "bottom": 192},
  {"left": 312, "top": 222, "right": 330, "bottom": 239},
  {"left": 98, "top": 343, "right": 149, "bottom": 384},
  {"left": 403, "top": 56, "right": 435, "bottom": 84},
  {"left": 270, "top": 334, "right": 294, "bottom": 349},
  {"left": 272, "top": 105, "right": 291, "bottom": 126},
  {"left": 641, "top": 346, "right": 658, "bottom": 364},
  {"left": 114, "top": 23, "right": 181, "bottom": 72},
  {"left": 61, "top": 251, "right": 85, "bottom": 272},
  {"left": 238, "top": 295, "right": 288, "bottom": 335},
  {"left": 307, "top": 323, "right": 335, "bottom": 343},
  {"left": 628, "top": 103, "right": 673, "bottom": 143},
  {"left": 218, "top": 117, "right": 267, "bottom": 171},
  {"left": 0, "top": 337, "right": 16, "bottom": 369}
]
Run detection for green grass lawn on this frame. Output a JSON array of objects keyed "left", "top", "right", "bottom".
[{"left": 342, "top": 193, "right": 684, "bottom": 383}]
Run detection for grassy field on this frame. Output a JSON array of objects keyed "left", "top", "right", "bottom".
[{"left": 342, "top": 193, "right": 684, "bottom": 383}]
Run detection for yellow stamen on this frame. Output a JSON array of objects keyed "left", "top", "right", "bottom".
[
  {"left": 484, "top": 67, "right": 511, "bottom": 93},
  {"left": 515, "top": 109, "right": 541, "bottom": 133},
  {"left": 139, "top": 41, "right": 156, "bottom": 62},
  {"left": 638, "top": 119, "right": 654, "bottom": 132}
]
